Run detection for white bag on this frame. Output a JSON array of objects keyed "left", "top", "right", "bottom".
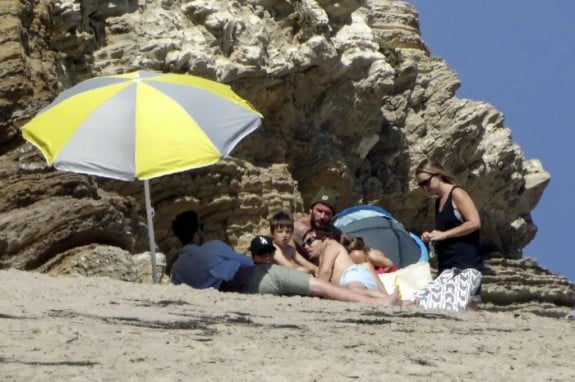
[{"left": 379, "top": 262, "right": 433, "bottom": 301}]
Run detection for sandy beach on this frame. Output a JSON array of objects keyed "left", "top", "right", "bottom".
[{"left": 1, "top": 269, "right": 573, "bottom": 381}]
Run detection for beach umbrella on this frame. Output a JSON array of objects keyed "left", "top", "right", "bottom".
[{"left": 21, "top": 70, "right": 263, "bottom": 283}]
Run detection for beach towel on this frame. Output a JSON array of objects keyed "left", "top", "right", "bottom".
[{"left": 413, "top": 268, "right": 482, "bottom": 312}]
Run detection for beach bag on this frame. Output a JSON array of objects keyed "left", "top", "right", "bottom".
[
  {"left": 379, "top": 261, "right": 433, "bottom": 301},
  {"left": 414, "top": 268, "right": 482, "bottom": 312}
]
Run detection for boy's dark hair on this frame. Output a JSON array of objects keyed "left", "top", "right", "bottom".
[
  {"left": 269, "top": 211, "right": 294, "bottom": 232},
  {"left": 172, "top": 210, "right": 200, "bottom": 245}
]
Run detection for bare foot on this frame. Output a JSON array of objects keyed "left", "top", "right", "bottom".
[
  {"left": 466, "top": 301, "right": 480, "bottom": 312},
  {"left": 400, "top": 299, "right": 418, "bottom": 308},
  {"left": 376, "top": 289, "right": 400, "bottom": 306}
]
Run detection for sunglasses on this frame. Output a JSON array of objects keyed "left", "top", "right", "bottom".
[
  {"left": 418, "top": 174, "right": 437, "bottom": 189},
  {"left": 254, "top": 251, "right": 274, "bottom": 257},
  {"left": 303, "top": 236, "right": 319, "bottom": 247}
]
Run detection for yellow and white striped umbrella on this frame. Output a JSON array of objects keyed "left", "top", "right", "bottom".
[
  {"left": 22, "top": 70, "right": 263, "bottom": 283},
  {"left": 22, "top": 70, "right": 263, "bottom": 181}
]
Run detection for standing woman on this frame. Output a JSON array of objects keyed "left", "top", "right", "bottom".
[{"left": 415, "top": 158, "right": 484, "bottom": 306}]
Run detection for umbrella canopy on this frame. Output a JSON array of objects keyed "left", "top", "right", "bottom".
[
  {"left": 22, "top": 70, "right": 262, "bottom": 180},
  {"left": 22, "top": 70, "right": 263, "bottom": 282}
]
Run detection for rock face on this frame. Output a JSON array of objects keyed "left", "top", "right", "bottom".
[{"left": 0, "top": 0, "right": 572, "bottom": 306}]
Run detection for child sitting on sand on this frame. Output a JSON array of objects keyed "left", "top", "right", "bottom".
[{"left": 268, "top": 211, "right": 317, "bottom": 275}]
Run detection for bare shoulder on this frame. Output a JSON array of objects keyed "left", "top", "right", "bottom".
[
  {"left": 294, "top": 216, "right": 311, "bottom": 230},
  {"left": 452, "top": 186, "right": 470, "bottom": 197},
  {"left": 369, "top": 248, "right": 386, "bottom": 257},
  {"left": 325, "top": 239, "right": 345, "bottom": 255},
  {"left": 452, "top": 186, "right": 475, "bottom": 204},
  {"left": 293, "top": 216, "right": 311, "bottom": 245}
]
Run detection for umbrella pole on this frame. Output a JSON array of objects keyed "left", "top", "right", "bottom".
[{"left": 144, "top": 179, "right": 158, "bottom": 284}]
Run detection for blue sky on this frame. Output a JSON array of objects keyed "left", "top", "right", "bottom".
[{"left": 408, "top": 1, "right": 575, "bottom": 282}]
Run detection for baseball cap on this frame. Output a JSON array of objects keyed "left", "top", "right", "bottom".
[
  {"left": 310, "top": 187, "right": 339, "bottom": 214},
  {"left": 249, "top": 235, "right": 276, "bottom": 255}
]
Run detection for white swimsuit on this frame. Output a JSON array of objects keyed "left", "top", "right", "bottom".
[{"left": 339, "top": 264, "right": 377, "bottom": 289}]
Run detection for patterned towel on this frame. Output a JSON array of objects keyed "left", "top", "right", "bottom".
[{"left": 414, "top": 268, "right": 482, "bottom": 312}]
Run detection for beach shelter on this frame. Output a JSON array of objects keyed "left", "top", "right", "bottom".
[
  {"left": 21, "top": 70, "right": 263, "bottom": 282},
  {"left": 332, "top": 205, "right": 428, "bottom": 269}
]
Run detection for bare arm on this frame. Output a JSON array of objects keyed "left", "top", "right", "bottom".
[
  {"left": 367, "top": 248, "right": 394, "bottom": 270},
  {"left": 293, "top": 252, "right": 318, "bottom": 274},
  {"left": 273, "top": 246, "right": 315, "bottom": 273},
  {"left": 272, "top": 247, "right": 298, "bottom": 269},
  {"left": 316, "top": 242, "right": 338, "bottom": 282},
  {"left": 292, "top": 218, "right": 310, "bottom": 255}
]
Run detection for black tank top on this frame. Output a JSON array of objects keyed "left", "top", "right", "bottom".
[{"left": 434, "top": 186, "right": 483, "bottom": 273}]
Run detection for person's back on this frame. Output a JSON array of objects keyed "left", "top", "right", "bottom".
[
  {"left": 341, "top": 235, "right": 390, "bottom": 294},
  {"left": 341, "top": 234, "right": 395, "bottom": 273},
  {"left": 171, "top": 240, "right": 253, "bottom": 289},
  {"left": 170, "top": 211, "right": 254, "bottom": 292},
  {"left": 293, "top": 215, "right": 312, "bottom": 255}
]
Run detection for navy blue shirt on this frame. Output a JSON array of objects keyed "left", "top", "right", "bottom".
[{"left": 171, "top": 240, "right": 254, "bottom": 289}]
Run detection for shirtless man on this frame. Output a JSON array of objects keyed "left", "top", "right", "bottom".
[
  {"left": 293, "top": 187, "right": 341, "bottom": 257},
  {"left": 302, "top": 227, "right": 391, "bottom": 299}
]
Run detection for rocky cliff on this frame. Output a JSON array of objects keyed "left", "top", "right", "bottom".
[{"left": 0, "top": 0, "right": 572, "bottom": 307}]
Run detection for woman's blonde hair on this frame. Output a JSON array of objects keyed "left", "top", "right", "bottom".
[{"left": 415, "top": 158, "right": 458, "bottom": 185}]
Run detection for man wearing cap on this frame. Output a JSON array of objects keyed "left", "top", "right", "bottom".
[
  {"left": 293, "top": 187, "right": 342, "bottom": 258},
  {"left": 170, "top": 210, "right": 398, "bottom": 306}
]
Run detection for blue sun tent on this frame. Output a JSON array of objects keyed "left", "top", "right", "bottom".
[{"left": 332, "top": 205, "right": 429, "bottom": 269}]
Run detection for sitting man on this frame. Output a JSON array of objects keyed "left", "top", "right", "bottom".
[
  {"left": 170, "top": 210, "right": 398, "bottom": 306},
  {"left": 293, "top": 187, "right": 342, "bottom": 258},
  {"left": 302, "top": 227, "right": 390, "bottom": 298}
]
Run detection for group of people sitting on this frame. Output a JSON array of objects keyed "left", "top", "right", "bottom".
[
  {"left": 170, "top": 158, "right": 485, "bottom": 311},
  {"left": 170, "top": 208, "right": 400, "bottom": 306}
]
